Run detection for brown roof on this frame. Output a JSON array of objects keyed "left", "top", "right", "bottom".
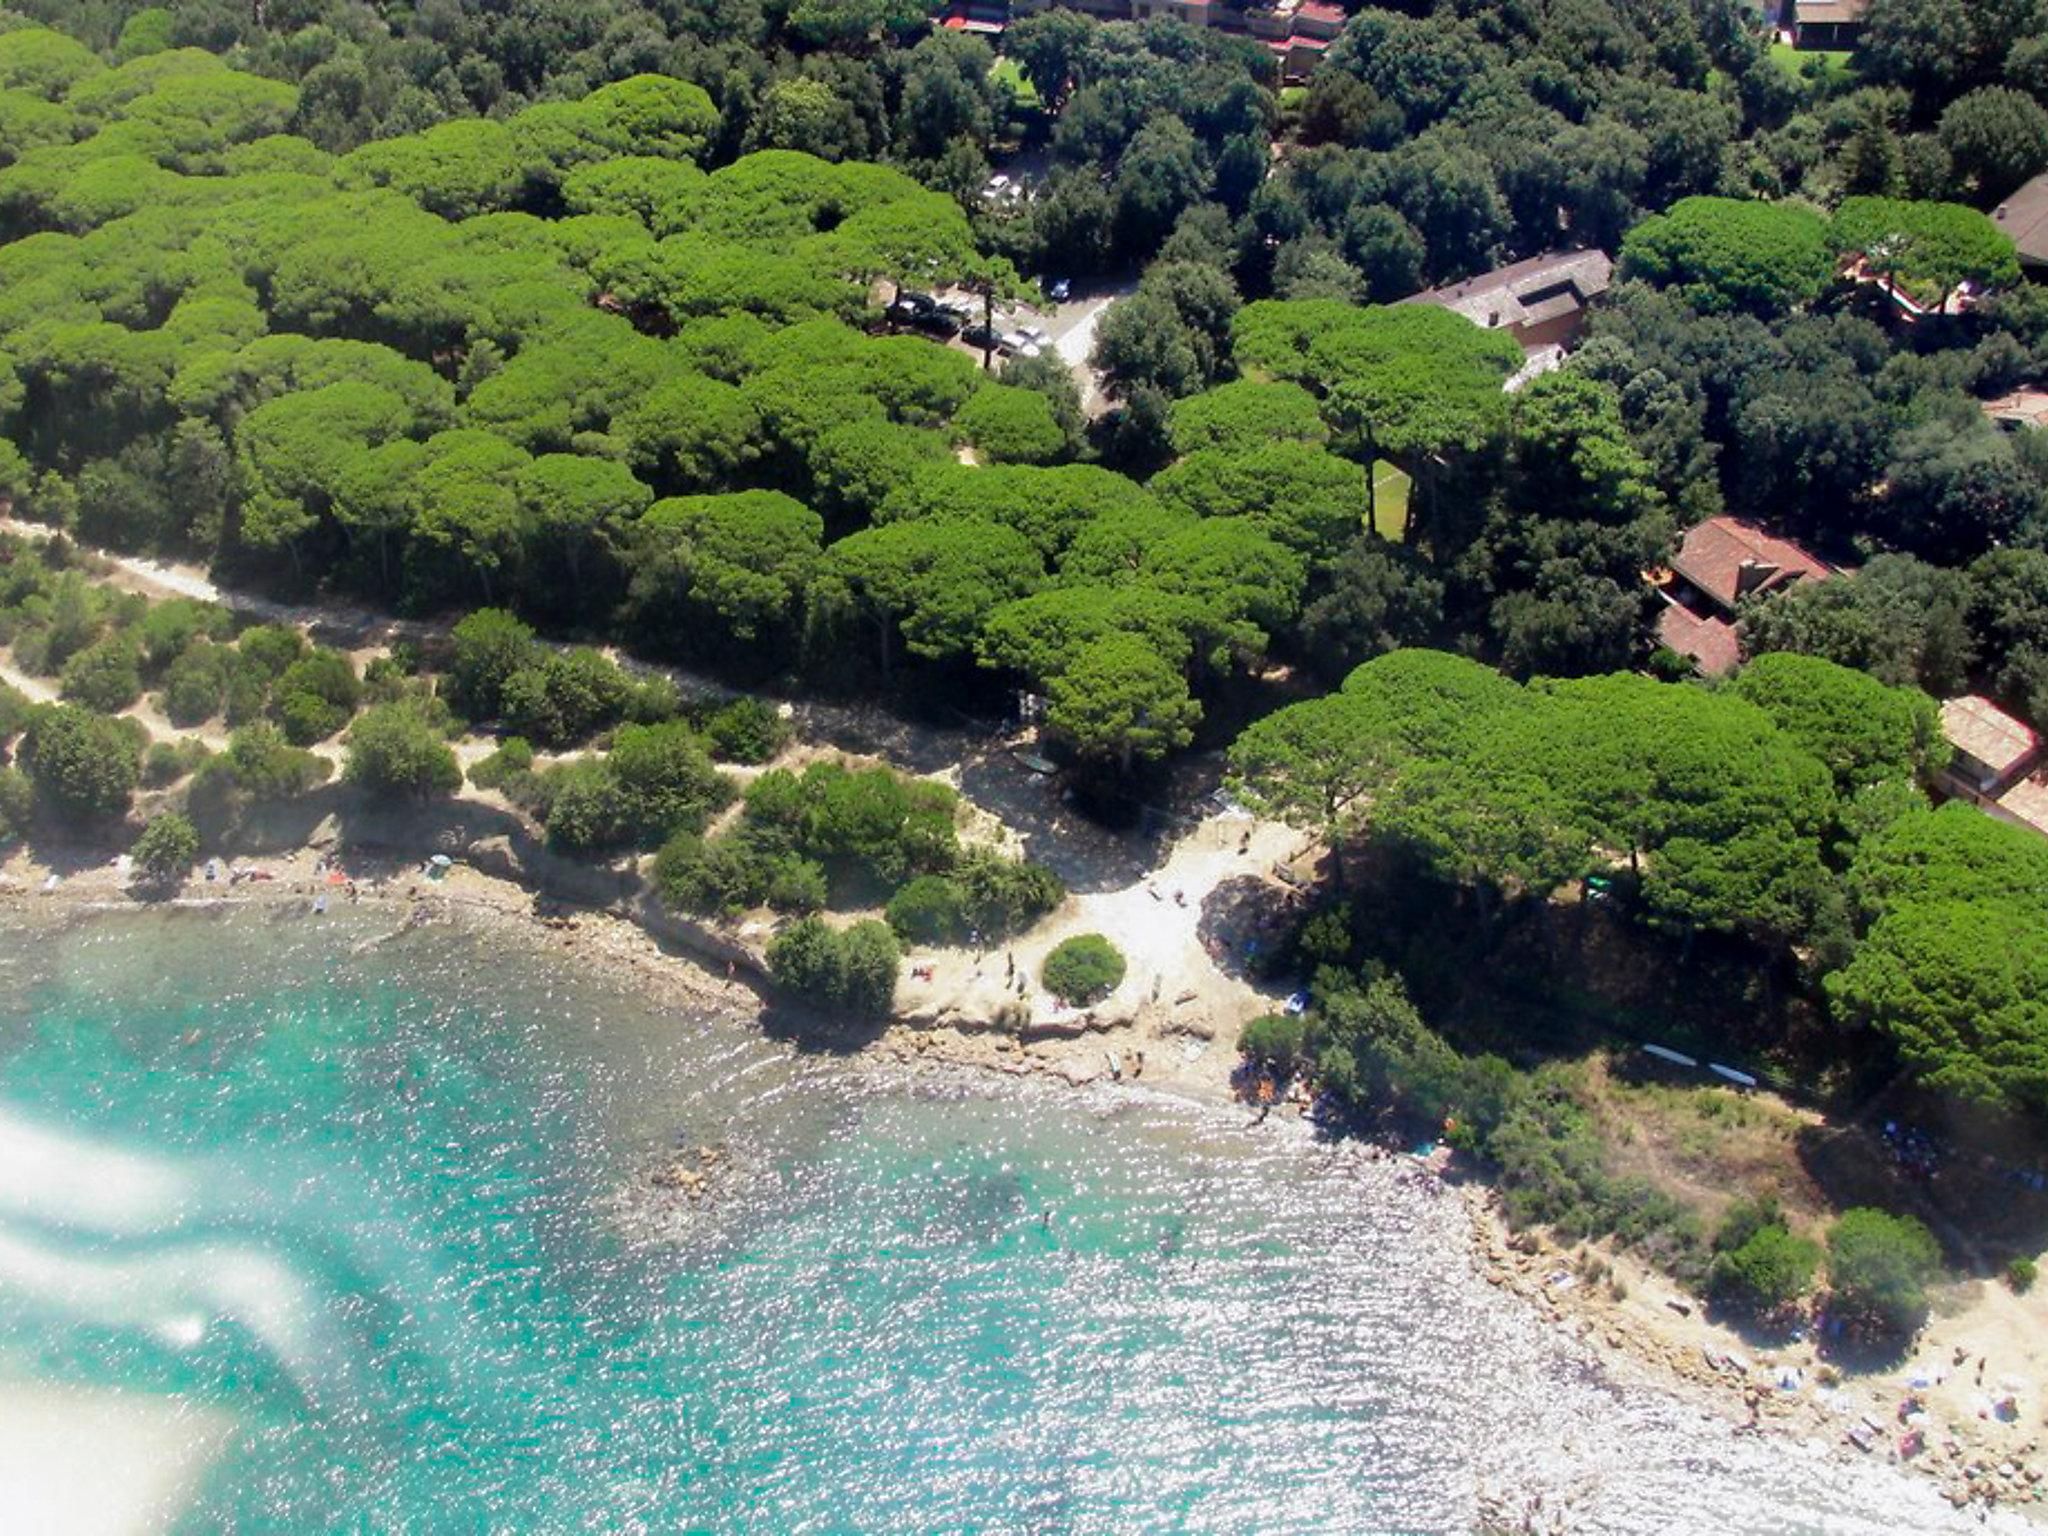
[
  {"left": 1994, "top": 773, "right": 2048, "bottom": 842},
  {"left": 1982, "top": 389, "right": 2048, "bottom": 431},
  {"left": 1399, "top": 250, "right": 1615, "bottom": 335},
  {"left": 1668, "top": 517, "right": 1834, "bottom": 612},
  {"left": 1993, "top": 173, "right": 2048, "bottom": 267},
  {"left": 1941, "top": 695, "right": 2041, "bottom": 776},
  {"left": 1655, "top": 604, "right": 1743, "bottom": 677},
  {"left": 1793, "top": 0, "right": 1868, "bottom": 23}
]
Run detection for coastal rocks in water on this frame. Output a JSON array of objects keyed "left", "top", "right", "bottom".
[{"left": 651, "top": 1143, "right": 727, "bottom": 1199}]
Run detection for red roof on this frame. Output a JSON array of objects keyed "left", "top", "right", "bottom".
[
  {"left": 1655, "top": 604, "right": 1743, "bottom": 677},
  {"left": 1669, "top": 517, "right": 1834, "bottom": 613},
  {"left": 1297, "top": 0, "right": 1346, "bottom": 20}
]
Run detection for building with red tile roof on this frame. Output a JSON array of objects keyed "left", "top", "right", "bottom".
[{"left": 1647, "top": 517, "right": 1836, "bottom": 677}]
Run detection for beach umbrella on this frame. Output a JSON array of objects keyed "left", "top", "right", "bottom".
[{"left": 429, "top": 854, "right": 452, "bottom": 868}]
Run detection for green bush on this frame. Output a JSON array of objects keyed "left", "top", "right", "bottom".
[
  {"left": 623, "top": 673, "right": 684, "bottom": 724},
  {"left": 0, "top": 682, "right": 31, "bottom": 742},
  {"left": 1827, "top": 1208, "right": 1941, "bottom": 1336},
  {"left": 742, "top": 760, "right": 959, "bottom": 890},
  {"left": 1240, "top": 1012, "right": 1310, "bottom": 1073},
  {"left": 141, "top": 737, "right": 210, "bottom": 788},
  {"left": 447, "top": 608, "right": 539, "bottom": 720},
  {"left": 606, "top": 721, "right": 733, "bottom": 843},
  {"left": 0, "top": 764, "right": 30, "bottom": 839},
  {"left": 2006, "top": 1256, "right": 2036, "bottom": 1294},
  {"left": 159, "top": 642, "right": 231, "bottom": 726},
  {"left": 130, "top": 812, "right": 200, "bottom": 884},
  {"left": 767, "top": 915, "right": 900, "bottom": 1018},
  {"left": 20, "top": 704, "right": 141, "bottom": 822},
  {"left": 273, "top": 650, "right": 361, "bottom": 743},
  {"left": 468, "top": 737, "right": 536, "bottom": 791},
  {"left": 1041, "top": 934, "right": 1125, "bottom": 1005},
  {"left": 1710, "top": 1223, "right": 1821, "bottom": 1314},
  {"left": 654, "top": 828, "right": 826, "bottom": 916},
  {"left": 500, "top": 647, "right": 631, "bottom": 746},
  {"left": 136, "top": 599, "right": 230, "bottom": 674},
  {"left": 343, "top": 703, "right": 462, "bottom": 803},
  {"left": 197, "top": 723, "right": 330, "bottom": 803},
  {"left": 59, "top": 634, "right": 143, "bottom": 713},
  {"left": 953, "top": 850, "right": 1063, "bottom": 938},
  {"left": 701, "top": 697, "right": 790, "bottom": 763},
  {"left": 886, "top": 873, "right": 967, "bottom": 943},
  {"left": 236, "top": 623, "right": 307, "bottom": 679},
  {"left": 538, "top": 759, "right": 634, "bottom": 854}
]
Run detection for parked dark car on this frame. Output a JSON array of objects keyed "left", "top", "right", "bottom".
[
  {"left": 886, "top": 291, "right": 936, "bottom": 325},
  {"left": 960, "top": 324, "right": 1002, "bottom": 352},
  {"left": 915, "top": 307, "right": 964, "bottom": 337}
]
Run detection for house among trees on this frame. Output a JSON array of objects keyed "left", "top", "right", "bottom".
[
  {"left": 1649, "top": 517, "right": 1836, "bottom": 677},
  {"left": 1992, "top": 173, "right": 2048, "bottom": 277},
  {"left": 1937, "top": 695, "right": 2048, "bottom": 839},
  {"left": 1982, "top": 388, "right": 2048, "bottom": 432},
  {"left": 1005, "top": 0, "right": 1343, "bottom": 75},
  {"left": 1787, "top": 0, "right": 1869, "bottom": 49},
  {"left": 1400, "top": 250, "right": 1615, "bottom": 354}
]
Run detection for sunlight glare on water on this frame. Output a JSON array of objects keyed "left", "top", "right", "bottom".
[{"left": 0, "top": 909, "right": 2016, "bottom": 1534}]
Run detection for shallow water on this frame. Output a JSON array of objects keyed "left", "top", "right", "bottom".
[{"left": 0, "top": 909, "right": 2018, "bottom": 1534}]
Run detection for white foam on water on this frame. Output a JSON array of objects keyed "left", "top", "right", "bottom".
[
  {"left": 0, "top": 1111, "right": 191, "bottom": 1235},
  {"left": 0, "top": 1378, "right": 233, "bottom": 1536},
  {"left": 0, "top": 1230, "right": 314, "bottom": 1379}
]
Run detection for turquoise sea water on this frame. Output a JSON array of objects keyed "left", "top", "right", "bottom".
[{"left": 0, "top": 909, "right": 2015, "bottom": 1534}]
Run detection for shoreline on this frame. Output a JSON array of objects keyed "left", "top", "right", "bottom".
[{"left": 4, "top": 840, "right": 2044, "bottom": 1526}]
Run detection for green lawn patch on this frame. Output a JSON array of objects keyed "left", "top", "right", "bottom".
[
  {"left": 1767, "top": 43, "right": 1853, "bottom": 84},
  {"left": 990, "top": 57, "right": 1039, "bottom": 109},
  {"left": 1371, "top": 460, "right": 1410, "bottom": 541}
]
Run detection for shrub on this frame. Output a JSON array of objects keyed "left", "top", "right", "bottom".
[
  {"left": 606, "top": 721, "right": 733, "bottom": 843},
  {"left": 1710, "top": 1223, "right": 1821, "bottom": 1314},
  {"left": 468, "top": 736, "right": 535, "bottom": 791},
  {"left": 953, "top": 850, "right": 1063, "bottom": 938},
  {"left": 654, "top": 828, "right": 824, "bottom": 916},
  {"left": 447, "top": 608, "right": 539, "bottom": 720},
  {"left": 1041, "top": 934, "right": 1125, "bottom": 1005},
  {"left": 623, "top": 673, "right": 684, "bottom": 724},
  {"left": 136, "top": 598, "right": 230, "bottom": 674},
  {"left": 60, "top": 634, "right": 144, "bottom": 713},
  {"left": 141, "top": 738, "right": 210, "bottom": 788},
  {"left": 1827, "top": 1208, "right": 1941, "bottom": 1336},
  {"left": 767, "top": 915, "right": 900, "bottom": 1018},
  {"left": 1240, "top": 1012, "right": 1310, "bottom": 1074},
  {"left": 343, "top": 703, "right": 462, "bottom": 802},
  {"left": 500, "top": 647, "right": 631, "bottom": 746},
  {"left": 201, "top": 723, "right": 330, "bottom": 803},
  {"left": 159, "top": 642, "right": 231, "bottom": 725},
  {"left": 236, "top": 623, "right": 307, "bottom": 678},
  {"left": 701, "top": 696, "right": 790, "bottom": 763},
  {"left": 130, "top": 812, "right": 199, "bottom": 884},
  {"left": 273, "top": 650, "right": 361, "bottom": 743},
  {"left": 742, "top": 760, "right": 958, "bottom": 889},
  {"left": 0, "top": 764, "right": 29, "bottom": 838},
  {"left": 2006, "top": 1256, "right": 2036, "bottom": 1294},
  {"left": 886, "top": 873, "right": 968, "bottom": 943},
  {"left": 20, "top": 705, "right": 141, "bottom": 822},
  {"left": 538, "top": 759, "right": 633, "bottom": 854},
  {"left": 0, "top": 682, "right": 31, "bottom": 742}
]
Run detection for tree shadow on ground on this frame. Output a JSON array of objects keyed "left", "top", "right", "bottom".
[
  {"left": 1795, "top": 1113, "right": 2048, "bottom": 1284},
  {"left": 954, "top": 750, "right": 1169, "bottom": 893},
  {"left": 1195, "top": 874, "right": 1306, "bottom": 983}
]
